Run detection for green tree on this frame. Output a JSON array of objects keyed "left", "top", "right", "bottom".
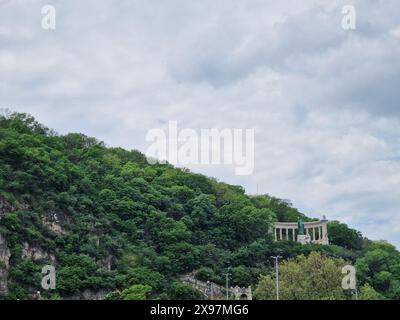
[
  {"left": 168, "top": 282, "right": 204, "bottom": 300},
  {"left": 328, "top": 221, "right": 364, "bottom": 250},
  {"left": 1, "top": 112, "right": 398, "bottom": 301},
  {"left": 355, "top": 241, "right": 400, "bottom": 299},
  {"left": 359, "top": 283, "right": 385, "bottom": 300},
  {"left": 254, "top": 252, "right": 347, "bottom": 300},
  {"left": 120, "top": 284, "right": 152, "bottom": 300}
]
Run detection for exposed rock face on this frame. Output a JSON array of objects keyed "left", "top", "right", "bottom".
[
  {"left": 0, "top": 234, "right": 11, "bottom": 295},
  {"left": 0, "top": 198, "right": 16, "bottom": 215},
  {"left": 42, "top": 212, "right": 69, "bottom": 235},
  {"left": 42, "top": 216, "right": 63, "bottom": 234},
  {"left": 67, "top": 289, "right": 111, "bottom": 300},
  {"left": 81, "top": 289, "right": 111, "bottom": 300},
  {"left": 97, "top": 255, "right": 113, "bottom": 271},
  {"left": 0, "top": 197, "right": 29, "bottom": 217},
  {"left": 22, "top": 242, "right": 55, "bottom": 263}
]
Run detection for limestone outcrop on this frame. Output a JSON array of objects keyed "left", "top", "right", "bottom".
[
  {"left": 0, "top": 198, "right": 16, "bottom": 215},
  {"left": 21, "top": 242, "right": 55, "bottom": 263},
  {"left": 0, "top": 234, "right": 11, "bottom": 295}
]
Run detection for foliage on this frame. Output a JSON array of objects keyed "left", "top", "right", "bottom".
[
  {"left": 355, "top": 241, "right": 400, "bottom": 299},
  {"left": 0, "top": 112, "right": 399, "bottom": 300},
  {"left": 328, "top": 221, "right": 365, "bottom": 250},
  {"left": 120, "top": 284, "right": 152, "bottom": 300},
  {"left": 254, "top": 252, "right": 349, "bottom": 300},
  {"left": 359, "top": 283, "right": 385, "bottom": 300}
]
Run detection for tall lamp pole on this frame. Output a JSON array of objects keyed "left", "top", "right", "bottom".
[
  {"left": 271, "top": 255, "right": 282, "bottom": 300},
  {"left": 222, "top": 268, "right": 231, "bottom": 300}
]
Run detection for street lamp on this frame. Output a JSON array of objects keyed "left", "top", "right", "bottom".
[
  {"left": 270, "top": 255, "right": 282, "bottom": 300},
  {"left": 222, "top": 267, "right": 231, "bottom": 300}
]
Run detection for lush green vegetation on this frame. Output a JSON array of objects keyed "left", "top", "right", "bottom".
[
  {"left": 254, "top": 252, "right": 350, "bottom": 300},
  {"left": 0, "top": 112, "right": 399, "bottom": 300},
  {"left": 254, "top": 251, "right": 384, "bottom": 300}
]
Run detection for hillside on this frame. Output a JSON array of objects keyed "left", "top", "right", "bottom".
[{"left": 0, "top": 112, "right": 399, "bottom": 300}]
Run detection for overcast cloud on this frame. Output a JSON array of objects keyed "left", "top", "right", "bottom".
[{"left": 1, "top": 0, "right": 400, "bottom": 247}]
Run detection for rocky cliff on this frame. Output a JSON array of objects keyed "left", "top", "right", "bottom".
[{"left": 0, "top": 234, "right": 11, "bottom": 295}]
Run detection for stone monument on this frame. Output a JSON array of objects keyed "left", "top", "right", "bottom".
[
  {"left": 272, "top": 217, "right": 328, "bottom": 245},
  {"left": 296, "top": 219, "right": 311, "bottom": 244}
]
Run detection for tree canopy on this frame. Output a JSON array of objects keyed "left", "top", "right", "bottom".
[{"left": 0, "top": 112, "right": 399, "bottom": 300}]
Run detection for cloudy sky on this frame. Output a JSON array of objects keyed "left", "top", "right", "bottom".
[{"left": 1, "top": 0, "right": 400, "bottom": 247}]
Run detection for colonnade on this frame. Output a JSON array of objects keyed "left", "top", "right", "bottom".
[{"left": 273, "top": 218, "right": 329, "bottom": 245}]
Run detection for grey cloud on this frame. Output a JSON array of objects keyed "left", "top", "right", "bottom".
[{"left": 1, "top": 0, "right": 400, "bottom": 247}]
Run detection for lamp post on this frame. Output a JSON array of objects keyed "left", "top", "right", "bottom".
[
  {"left": 222, "top": 268, "right": 231, "bottom": 300},
  {"left": 270, "top": 255, "right": 282, "bottom": 300}
]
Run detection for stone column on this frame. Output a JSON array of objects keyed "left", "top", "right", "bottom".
[
  {"left": 293, "top": 228, "right": 296, "bottom": 241},
  {"left": 321, "top": 223, "right": 328, "bottom": 244},
  {"left": 286, "top": 229, "right": 289, "bottom": 240},
  {"left": 322, "top": 223, "right": 327, "bottom": 238},
  {"left": 312, "top": 228, "right": 315, "bottom": 241},
  {"left": 274, "top": 228, "right": 277, "bottom": 241},
  {"left": 280, "top": 228, "right": 282, "bottom": 240}
]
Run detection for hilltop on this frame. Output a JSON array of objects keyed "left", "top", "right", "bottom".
[{"left": 0, "top": 112, "right": 399, "bottom": 300}]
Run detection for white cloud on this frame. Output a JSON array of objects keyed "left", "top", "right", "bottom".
[
  {"left": 1, "top": 0, "right": 400, "bottom": 247},
  {"left": 390, "top": 26, "right": 400, "bottom": 39}
]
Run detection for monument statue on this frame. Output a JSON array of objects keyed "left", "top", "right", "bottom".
[
  {"left": 297, "top": 220, "right": 305, "bottom": 235},
  {"left": 273, "top": 217, "right": 329, "bottom": 245}
]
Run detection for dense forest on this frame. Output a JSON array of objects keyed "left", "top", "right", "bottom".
[{"left": 0, "top": 112, "right": 399, "bottom": 300}]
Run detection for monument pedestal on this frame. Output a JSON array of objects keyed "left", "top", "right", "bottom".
[{"left": 297, "top": 234, "right": 311, "bottom": 245}]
